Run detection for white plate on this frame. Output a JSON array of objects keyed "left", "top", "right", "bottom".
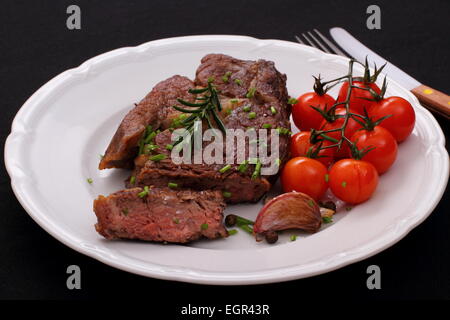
[{"left": 5, "top": 35, "right": 449, "bottom": 285}]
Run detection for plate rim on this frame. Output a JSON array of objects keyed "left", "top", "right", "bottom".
[{"left": 4, "top": 34, "right": 449, "bottom": 285}]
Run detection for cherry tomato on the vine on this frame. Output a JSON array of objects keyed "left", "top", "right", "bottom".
[
  {"left": 328, "top": 159, "right": 379, "bottom": 204},
  {"left": 290, "top": 131, "right": 335, "bottom": 167},
  {"left": 292, "top": 91, "right": 335, "bottom": 131},
  {"left": 369, "top": 96, "right": 415, "bottom": 142},
  {"left": 319, "top": 107, "right": 363, "bottom": 158},
  {"left": 281, "top": 157, "right": 329, "bottom": 201},
  {"left": 337, "top": 80, "right": 381, "bottom": 114},
  {"left": 351, "top": 126, "right": 398, "bottom": 174}
]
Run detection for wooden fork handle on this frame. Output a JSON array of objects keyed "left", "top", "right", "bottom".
[{"left": 411, "top": 85, "right": 450, "bottom": 119}]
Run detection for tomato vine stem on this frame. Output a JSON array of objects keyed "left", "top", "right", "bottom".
[{"left": 309, "top": 59, "right": 379, "bottom": 159}]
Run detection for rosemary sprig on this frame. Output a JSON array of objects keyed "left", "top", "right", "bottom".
[
  {"left": 308, "top": 59, "right": 384, "bottom": 160},
  {"left": 172, "top": 80, "right": 226, "bottom": 147}
]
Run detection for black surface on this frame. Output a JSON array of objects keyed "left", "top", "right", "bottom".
[{"left": 1, "top": 0, "right": 449, "bottom": 304}]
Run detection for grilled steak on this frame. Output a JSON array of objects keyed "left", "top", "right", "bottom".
[
  {"left": 94, "top": 187, "right": 227, "bottom": 243},
  {"left": 94, "top": 54, "right": 291, "bottom": 242}
]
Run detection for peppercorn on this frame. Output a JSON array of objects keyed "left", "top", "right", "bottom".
[
  {"left": 225, "top": 214, "right": 237, "bottom": 227},
  {"left": 319, "top": 200, "right": 336, "bottom": 212},
  {"left": 265, "top": 231, "right": 278, "bottom": 244}
]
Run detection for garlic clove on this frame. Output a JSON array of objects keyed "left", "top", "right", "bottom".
[{"left": 254, "top": 192, "right": 322, "bottom": 237}]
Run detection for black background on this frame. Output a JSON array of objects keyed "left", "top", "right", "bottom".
[{"left": 1, "top": 0, "right": 449, "bottom": 306}]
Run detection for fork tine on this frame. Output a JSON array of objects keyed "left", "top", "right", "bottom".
[
  {"left": 307, "top": 31, "right": 332, "bottom": 54},
  {"left": 294, "top": 35, "right": 305, "bottom": 44},
  {"left": 313, "top": 29, "right": 349, "bottom": 57},
  {"left": 301, "top": 33, "right": 318, "bottom": 49}
]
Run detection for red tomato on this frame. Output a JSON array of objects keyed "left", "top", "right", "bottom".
[
  {"left": 319, "top": 107, "right": 363, "bottom": 158},
  {"left": 329, "top": 159, "right": 379, "bottom": 204},
  {"left": 350, "top": 126, "right": 398, "bottom": 174},
  {"left": 292, "top": 92, "right": 335, "bottom": 131},
  {"left": 369, "top": 96, "right": 415, "bottom": 142},
  {"left": 290, "top": 132, "right": 335, "bottom": 167},
  {"left": 337, "top": 80, "right": 381, "bottom": 114},
  {"left": 281, "top": 157, "right": 329, "bottom": 201}
]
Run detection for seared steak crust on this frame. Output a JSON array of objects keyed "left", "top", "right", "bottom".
[{"left": 94, "top": 188, "right": 227, "bottom": 243}]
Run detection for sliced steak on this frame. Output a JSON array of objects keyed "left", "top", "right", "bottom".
[
  {"left": 99, "top": 75, "right": 195, "bottom": 169},
  {"left": 94, "top": 187, "right": 227, "bottom": 243},
  {"left": 94, "top": 54, "right": 291, "bottom": 243}
]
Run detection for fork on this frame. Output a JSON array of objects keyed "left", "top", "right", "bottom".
[
  {"left": 295, "top": 29, "right": 450, "bottom": 119},
  {"left": 295, "top": 29, "right": 349, "bottom": 58}
]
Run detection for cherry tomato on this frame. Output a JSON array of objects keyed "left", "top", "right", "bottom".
[
  {"left": 351, "top": 126, "right": 398, "bottom": 174},
  {"left": 329, "top": 159, "right": 379, "bottom": 204},
  {"left": 292, "top": 92, "right": 335, "bottom": 131},
  {"left": 290, "top": 131, "right": 335, "bottom": 167},
  {"left": 281, "top": 157, "right": 329, "bottom": 201},
  {"left": 337, "top": 80, "right": 381, "bottom": 114},
  {"left": 319, "top": 107, "right": 363, "bottom": 158},
  {"left": 369, "top": 96, "right": 415, "bottom": 142}
]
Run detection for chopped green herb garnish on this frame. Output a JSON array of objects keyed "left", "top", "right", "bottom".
[
  {"left": 201, "top": 223, "right": 209, "bottom": 230},
  {"left": 276, "top": 127, "right": 291, "bottom": 135},
  {"left": 207, "top": 76, "right": 215, "bottom": 83},
  {"left": 243, "top": 105, "right": 251, "bottom": 112},
  {"left": 290, "top": 235, "right": 297, "bottom": 241},
  {"left": 222, "top": 191, "right": 232, "bottom": 198},
  {"left": 262, "top": 123, "right": 272, "bottom": 129},
  {"left": 86, "top": 178, "right": 93, "bottom": 184},
  {"left": 171, "top": 114, "right": 188, "bottom": 128},
  {"left": 173, "top": 217, "right": 180, "bottom": 224},
  {"left": 239, "top": 224, "right": 253, "bottom": 234},
  {"left": 230, "top": 98, "right": 239, "bottom": 103},
  {"left": 341, "top": 181, "right": 347, "bottom": 188},
  {"left": 228, "top": 229, "right": 238, "bottom": 236},
  {"left": 122, "top": 208, "right": 129, "bottom": 216},
  {"left": 130, "top": 176, "right": 136, "bottom": 185},
  {"left": 251, "top": 159, "right": 262, "bottom": 180},
  {"left": 219, "top": 164, "right": 232, "bottom": 173},
  {"left": 145, "top": 125, "right": 153, "bottom": 135},
  {"left": 324, "top": 174, "right": 329, "bottom": 182},
  {"left": 238, "top": 160, "right": 249, "bottom": 173},
  {"left": 248, "top": 112, "right": 256, "bottom": 119},
  {"left": 322, "top": 216, "right": 333, "bottom": 223},
  {"left": 307, "top": 200, "right": 315, "bottom": 208},
  {"left": 288, "top": 97, "right": 298, "bottom": 104},
  {"left": 235, "top": 215, "right": 255, "bottom": 225},
  {"left": 234, "top": 78, "right": 242, "bottom": 85},
  {"left": 165, "top": 144, "right": 174, "bottom": 151},
  {"left": 246, "top": 87, "right": 257, "bottom": 98},
  {"left": 270, "top": 106, "right": 277, "bottom": 114},
  {"left": 144, "top": 131, "right": 157, "bottom": 144},
  {"left": 149, "top": 154, "right": 166, "bottom": 162},
  {"left": 143, "top": 144, "right": 159, "bottom": 154},
  {"left": 222, "top": 71, "right": 232, "bottom": 83},
  {"left": 168, "top": 182, "right": 178, "bottom": 189},
  {"left": 275, "top": 158, "right": 281, "bottom": 167},
  {"left": 138, "top": 186, "right": 150, "bottom": 198}
]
